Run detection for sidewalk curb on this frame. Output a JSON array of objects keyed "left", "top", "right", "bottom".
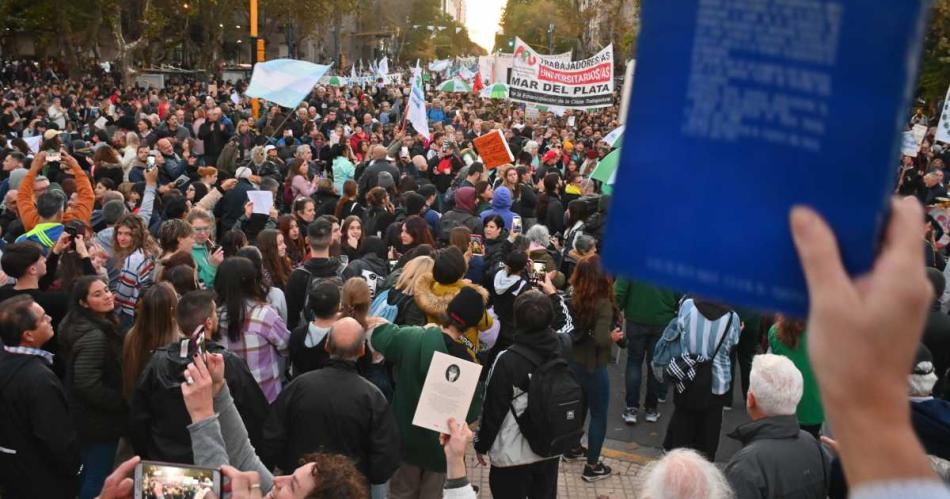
[{"left": 601, "top": 446, "right": 657, "bottom": 465}]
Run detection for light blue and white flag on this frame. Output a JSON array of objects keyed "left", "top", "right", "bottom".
[
  {"left": 245, "top": 59, "right": 332, "bottom": 109},
  {"left": 408, "top": 61, "right": 430, "bottom": 139},
  {"left": 378, "top": 56, "right": 389, "bottom": 77}
]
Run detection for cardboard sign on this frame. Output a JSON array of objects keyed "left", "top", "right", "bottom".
[{"left": 473, "top": 129, "right": 514, "bottom": 169}]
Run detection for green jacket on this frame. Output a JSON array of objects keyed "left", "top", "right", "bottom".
[
  {"left": 191, "top": 244, "right": 217, "bottom": 288},
  {"left": 767, "top": 326, "right": 824, "bottom": 426},
  {"left": 572, "top": 300, "right": 616, "bottom": 370},
  {"left": 370, "top": 322, "right": 482, "bottom": 473},
  {"left": 614, "top": 278, "right": 680, "bottom": 327}
]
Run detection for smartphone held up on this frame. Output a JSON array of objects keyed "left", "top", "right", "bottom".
[{"left": 134, "top": 461, "right": 221, "bottom": 499}]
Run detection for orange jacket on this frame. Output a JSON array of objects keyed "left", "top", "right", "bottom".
[{"left": 18, "top": 157, "right": 95, "bottom": 231}]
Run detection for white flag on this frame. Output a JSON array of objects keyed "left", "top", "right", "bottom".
[
  {"left": 407, "top": 61, "right": 430, "bottom": 139},
  {"left": 377, "top": 56, "right": 389, "bottom": 77},
  {"left": 937, "top": 83, "right": 950, "bottom": 145}
]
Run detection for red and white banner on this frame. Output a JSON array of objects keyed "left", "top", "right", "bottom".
[{"left": 509, "top": 38, "right": 614, "bottom": 109}]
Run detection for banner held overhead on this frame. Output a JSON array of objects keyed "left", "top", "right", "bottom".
[{"left": 509, "top": 38, "right": 614, "bottom": 109}]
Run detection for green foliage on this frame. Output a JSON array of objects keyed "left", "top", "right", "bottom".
[
  {"left": 498, "top": 0, "right": 580, "bottom": 54},
  {"left": 919, "top": 0, "right": 950, "bottom": 106}
]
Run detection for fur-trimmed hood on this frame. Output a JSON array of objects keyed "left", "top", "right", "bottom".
[
  {"left": 413, "top": 273, "right": 494, "bottom": 360},
  {"left": 413, "top": 273, "right": 490, "bottom": 319}
]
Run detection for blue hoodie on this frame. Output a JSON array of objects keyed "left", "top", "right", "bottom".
[{"left": 480, "top": 186, "right": 515, "bottom": 230}]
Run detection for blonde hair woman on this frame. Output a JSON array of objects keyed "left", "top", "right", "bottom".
[
  {"left": 121, "top": 132, "right": 141, "bottom": 175},
  {"left": 383, "top": 255, "right": 435, "bottom": 326}
]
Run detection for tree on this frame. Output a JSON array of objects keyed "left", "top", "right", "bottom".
[
  {"left": 918, "top": 0, "right": 950, "bottom": 108},
  {"left": 497, "top": 0, "right": 581, "bottom": 54}
]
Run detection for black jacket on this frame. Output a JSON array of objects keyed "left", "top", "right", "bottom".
[
  {"left": 387, "top": 287, "right": 427, "bottom": 326},
  {"left": 260, "top": 359, "right": 401, "bottom": 484},
  {"left": 0, "top": 350, "right": 80, "bottom": 499},
  {"left": 59, "top": 313, "right": 128, "bottom": 443},
  {"left": 198, "top": 120, "right": 232, "bottom": 164},
  {"left": 286, "top": 256, "right": 347, "bottom": 330},
  {"left": 924, "top": 304, "right": 950, "bottom": 397},
  {"left": 540, "top": 194, "right": 565, "bottom": 235},
  {"left": 724, "top": 415, "right": 830, "bottom": 499},
  {"left": 474, "top": 324, "right": 563, "bottom": 460},
  {"left": 217, "top": 179, "right": 254, "bottom": 234},
  {"left": 344, "top": 254, "right": 389, "bottom": 295},
  {"left": 357, "top": 159, "right": 400, "bottom": 200},
  {"left": 128, "top": 341, "right": 268, "bottom": 463}
]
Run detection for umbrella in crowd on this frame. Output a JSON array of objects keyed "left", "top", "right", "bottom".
[
  {"left": 479, "top": 82, "right": 509, "bottom": 100},
  {"left": 437, "top": 78, "right": 471, "bottom": 93},
  {"left": 325, "top": 75, "right": 347, "bottom": 87}
]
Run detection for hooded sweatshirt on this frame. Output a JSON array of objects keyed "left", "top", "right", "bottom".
[
  {"left": 480, "top": 186, "right": 515, "bottom": 230},
  {"left": 440, "top": 186, "right": 483, "bottom": 238}
]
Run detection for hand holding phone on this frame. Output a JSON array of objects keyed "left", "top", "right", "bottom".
[{"left": 134, "top": 461, "right": 222, "bottom": 498}]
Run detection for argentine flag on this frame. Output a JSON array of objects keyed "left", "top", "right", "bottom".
[{"left": 245, "top": 59, "right": 332, "bottom": 109}]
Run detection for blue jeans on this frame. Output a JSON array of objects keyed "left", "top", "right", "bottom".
[
  {"left": 625, "top": 324, "right": 666, "bottom": 410},
  {"left": 79, "top": 440, "right": 118, "bottom": 499},
  {"left": 572, "top": 363, "right": 609, "bottom": 465}
]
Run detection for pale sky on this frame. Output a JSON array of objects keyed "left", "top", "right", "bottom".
[{"left": 465, "top": 0, "right": 506, "bottom": 53}]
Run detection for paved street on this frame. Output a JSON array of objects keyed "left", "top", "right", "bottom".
[{"left": 468, "top": 347, "right": 752, "bottom": 497}]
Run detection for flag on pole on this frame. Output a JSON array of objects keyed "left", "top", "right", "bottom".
[
  {"left": 407, "top": 61, "right": 430, "bottom": 139},
  {"left": 245, "top": 59, "right": 332, "bottom": 109},
  {"left": 472, "top": 72, "right": 484, "bottom": 94},
  {"left": 350, "top": 64, "right": 357, "bottom": 80},
  {"left": 378, "top": 56, "right": 389, "bottom": 77}
]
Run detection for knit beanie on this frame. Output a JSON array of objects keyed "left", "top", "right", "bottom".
[
  {"left": 446, "top": 286, "right": 485, "bottom": 330},
  {"left": 432, "top": 246, "right": 466, "bottom": 285}
]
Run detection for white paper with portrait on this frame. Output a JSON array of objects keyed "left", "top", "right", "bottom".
[{"left": 412, "top": 351, "right": 482, "bottom": 434}]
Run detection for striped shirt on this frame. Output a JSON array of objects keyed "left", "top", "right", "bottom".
[
  {"left": 218, "top": 300, "right": 291, "bottom": 403},
  {"left": 112, "top": 249, "right": 155, "bottom": 319},
  {"left": 3, "top": 346, "right": 54, "bottom": 365},
  {"left": 675, "top": 299, "right": 740, "bottom": 395}
]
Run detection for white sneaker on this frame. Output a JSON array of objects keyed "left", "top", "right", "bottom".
[{"left": 622, "top": 407, "right": 637, "bottom": 424}]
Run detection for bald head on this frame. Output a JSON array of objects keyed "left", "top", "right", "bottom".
[
  {"left": 328, "top": 317, "right": 365, "bottom": 361},
  {"left": 412, "top": 155, "right": 428, "bottom": 171},
  {"left": 371, "top": 145, "right": 388, "bottom": 161}
]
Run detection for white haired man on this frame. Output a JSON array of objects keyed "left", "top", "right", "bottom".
[
  {"left": 638, "top": 448, "right": 733, "bottom": 499},
  {"left": 909, "top": 344, "right": 950, "bottom": 461},
  {"left": 724, "top": 354, "right": 830, "bottom": 498}
]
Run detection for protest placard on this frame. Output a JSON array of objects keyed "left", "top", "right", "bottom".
[
  {"left": 902, "top": 131, "right": 920, "bottom": 157},
  {"left": 473, "top": 129, "right": 514, "bottom": 169}
]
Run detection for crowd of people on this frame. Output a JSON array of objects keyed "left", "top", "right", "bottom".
[{"left": 0, "top": 56, "right": 947, "bottom": 499}]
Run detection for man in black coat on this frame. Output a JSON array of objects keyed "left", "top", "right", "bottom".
[
  {"left": 0, "top": 295, "right": 80, "bottom": 498},
  {"left": 216, "top": 166, "right": 255, "bottom": 236},
  {"left": 260, "top": 317, "right": 401, "bottom": 488},
  {"left": 357, "top": 145, "right": 401, "bottom": 202},
  {"left": 128, "top": 290, "right": 268, "bottom": 464},
  {"left": 724, "top": 354, "right": 830, "bottom": 498},
  {"left": 198, "top": 107, "right": 232, "bottom": 166}
]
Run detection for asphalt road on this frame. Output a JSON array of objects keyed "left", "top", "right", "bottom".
[{"left": 599, "top": 346, "right": 752, "bottom": 463}]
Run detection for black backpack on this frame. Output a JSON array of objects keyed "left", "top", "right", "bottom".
[
  {"left": 298, "top": 261, "right": 347, "bottom": 324},
  {"left": 508, "top": 344, "right": 586, "bottom": 457}
]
